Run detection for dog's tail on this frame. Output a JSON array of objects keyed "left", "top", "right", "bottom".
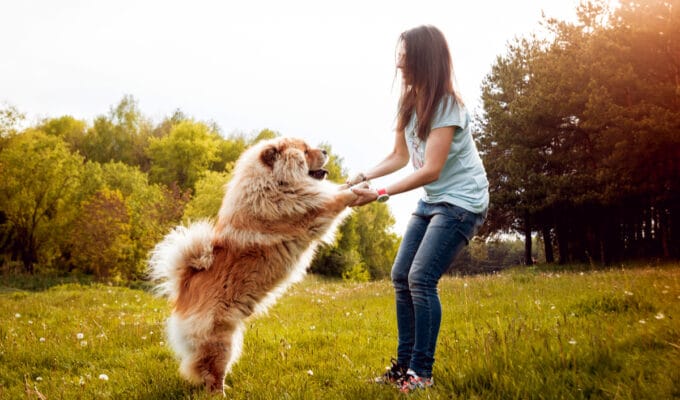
[{"left": 148, "top": 220, "right": 215, "bottom": 303}]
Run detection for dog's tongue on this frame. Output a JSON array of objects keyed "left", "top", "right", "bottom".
[{"left": 309, "top": 169, "right": 329, "bottom": 180}]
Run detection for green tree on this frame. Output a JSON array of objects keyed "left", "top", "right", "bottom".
[
  {"left": 147, "top": 120, "right": 221, "bottom": 191},
  {"left": 0, "top": 103, "right": 25, "bottom": 150},
  {"left": 477, "top": 36, "right": 550, "bottom": 265},
  {"left": 69, "top": 189, "right": 134, "bottom": 279},
  {"left": 80, "top": 95, "right": 153, "bottom": 167},
  {"left": 182, "top": 170, "right": 231, "bottom": 222},
  {"left": 479, "top": 0, "right": 680, "bottom": 265},
  {"left": 250, "top": 128, "right": 279, "bottom": 144},
  {"left": 37, "top": 115, "right": 88, "bottom": 152},
  {"left": 99, "top": 162, "right": 188, "bottom": 278},
  {"left": 350, "top": 203, "right": 400, "bottom": 279},
  {"left": 0, "top": 131, "right": 85, "bottom": 272}
]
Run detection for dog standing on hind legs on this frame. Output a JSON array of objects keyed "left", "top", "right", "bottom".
[{"left": 148, "top": 137, "right": 361, "bottom": 395}]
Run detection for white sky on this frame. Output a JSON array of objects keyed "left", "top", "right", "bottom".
[{"left": 1, "top": 0, "right": 589, "bottom": 233}]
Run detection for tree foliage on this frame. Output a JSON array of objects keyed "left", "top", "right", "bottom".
[
  {"left": 478, "top": 0, "right": 680, "bottom": 265},
  {"left": 0, "top": 96, "right": 397, "bottom": 280},
  {"left": 69, "top": 188, "right": 134, "bottom": 279},
  {"left": 78, "top": 95, "right": 154, "bottom": 167},
  {"left": 147, "top": 120, "right": 221, "bottom": 192},
  {"left": 182, "top": 170, "right": 231, "bottom": 223},
  {"left": 0, "top": 131, "right": 85, "bottom": 272}
]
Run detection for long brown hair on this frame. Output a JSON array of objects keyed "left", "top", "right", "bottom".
[{"left": 396, "top": 25, "right": 460, "bottom": 141}]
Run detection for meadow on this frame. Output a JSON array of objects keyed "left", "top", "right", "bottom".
[{"left": 1, "top": 264, "right": 679, "bottom": 399}]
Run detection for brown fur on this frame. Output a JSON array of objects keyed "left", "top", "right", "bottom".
[{"left": 148, "top": 137, "right": 357, "bottom": 395}]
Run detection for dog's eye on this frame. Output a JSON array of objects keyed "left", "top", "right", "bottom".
[{"left": 304, "top": 150, "right": 309, "bottom": 155}]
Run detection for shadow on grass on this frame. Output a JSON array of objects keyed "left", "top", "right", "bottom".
[{"left": 0, "top": 271, "right": 154, "bottom": 293}]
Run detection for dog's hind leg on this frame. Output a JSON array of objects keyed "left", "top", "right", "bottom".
[
  {"left": 196, "top": 320, "right": 246, "bottom": 395},
  {"left": 196, "top": 337, "right": 229, "bottom": 395},
  {"left": 224, "top": 321, "right": 245, "bottom": 373}
]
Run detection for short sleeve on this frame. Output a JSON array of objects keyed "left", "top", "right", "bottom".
[{"left": 431, "top": 96, "right": 466, "bottom": 131}]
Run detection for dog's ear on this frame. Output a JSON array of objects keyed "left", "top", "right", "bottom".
[{"left": 260, "top": 145, "right": 279, "bottom": 169}]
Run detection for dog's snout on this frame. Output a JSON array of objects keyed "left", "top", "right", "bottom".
[{"left": 322, "top": 149, "right": 327, "bottom": 156}]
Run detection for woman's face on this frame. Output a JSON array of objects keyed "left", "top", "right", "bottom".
[{"left": 396, "top": 40, "right": 406, "bottom": 70}]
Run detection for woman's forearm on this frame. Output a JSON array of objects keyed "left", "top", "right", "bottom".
[{"left": 364, "top": 152, "right": 409, "bottom": 181}]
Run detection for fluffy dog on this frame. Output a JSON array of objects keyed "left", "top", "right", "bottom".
[{"left": 148, "top": 137, "right": 358, "bottom": 394}]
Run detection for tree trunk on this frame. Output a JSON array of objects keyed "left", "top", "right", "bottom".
[
  {"left": 542, "top": 225, "right": 554, "bottom": 263},
  {"left": 524, "top": 211, "right": 533, "bottom": 266},
  {"left": 555, "top": 217, "right": 568, "bottom": 265}
]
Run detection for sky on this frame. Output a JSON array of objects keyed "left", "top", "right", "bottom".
[{"left": 1, "top": 0, "right": 590, "bottom": 233}]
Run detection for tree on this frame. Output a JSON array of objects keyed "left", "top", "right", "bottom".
[
  {"left": 69, "top": 189, "right": 134, "bottom": 279},
  {"left": 79, "top": 95, "right": 154, "bottom": 167},
  {"left": 147, "top": 120, "right": 221, "bottom": 191},
  {"left": 477, "top": 36, "right": 551, "bottom": 265},
  {"left": 478, "top": 0, "right": 680, "bottom": 265},
  {"left": 37, "top": 115, "right": 88, "bottom": 152},
  {"left": 98, "top": 161, "right": 189, "bottom": 278},
  {"left": 0, "top": 103, "right": 25, "bottom": 150},
  {"left": 182, "top": 170, "right": 231, "bottom": 222},
  {"left": 350, "top": 203, "right": 401, "bottom": 279},
  {"left": 0, "top": 131, "right": 85, "bottom": 272}
]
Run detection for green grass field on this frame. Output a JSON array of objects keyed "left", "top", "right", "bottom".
[{"left": 1, "top": 264, "right": 679, "bottom": 399}]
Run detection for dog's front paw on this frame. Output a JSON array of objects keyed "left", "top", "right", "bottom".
[{"left": 337, "top": 189, "right": 359, "bottom": 206}]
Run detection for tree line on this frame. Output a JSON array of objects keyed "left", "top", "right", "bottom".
[
  {"left": 1, "top": 96, "right": 536, "bottom": 282},
  {"left": 0, "top": 97, "right": 402, "bottom": 281},
  {"left": 477, "top": 0, "right": 679, "bottom": 265}
]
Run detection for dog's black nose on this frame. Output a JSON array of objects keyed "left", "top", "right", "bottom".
[{"left": 322, "top": 150, "right": 327, "bottom": 156}]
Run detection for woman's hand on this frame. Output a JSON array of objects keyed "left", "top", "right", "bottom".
[{"left": 350, "top": 186, "right": 378, "bottom": 207}]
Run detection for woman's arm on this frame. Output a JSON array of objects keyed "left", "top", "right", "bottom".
[{"left": 351, "top": 126, "right": 455, "bottom": 206}]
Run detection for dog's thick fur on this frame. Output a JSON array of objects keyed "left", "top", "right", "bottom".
[{"left": 148, "top": 137, "right": 357, "bottom": 394}]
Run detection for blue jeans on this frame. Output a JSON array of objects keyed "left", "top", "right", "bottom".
[{"left": 391, "top": 200, "right": 485, "bottom": 378}]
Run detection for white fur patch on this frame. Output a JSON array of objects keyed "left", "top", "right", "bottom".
[{"left": 148, "top": 220, "right": 215, "bottom": 302}]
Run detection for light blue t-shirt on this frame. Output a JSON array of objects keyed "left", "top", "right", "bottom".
[{"left": 404, "top": 95, "right": 489, "bottom": 214}]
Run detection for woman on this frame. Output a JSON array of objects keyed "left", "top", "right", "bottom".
[{"left": 349, "top": 25, "right": 489, "bottom": 393}]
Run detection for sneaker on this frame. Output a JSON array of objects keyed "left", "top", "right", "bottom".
[
  {"left": 374, "top": 358, "right": 407, "bottom": 385},
  {"left": 400, "top": 370, "right": 434, "bottom": 393}
]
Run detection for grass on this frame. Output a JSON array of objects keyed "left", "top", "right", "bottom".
[{"left": 1, "top": 264, "right": 679, "bottom": 399}]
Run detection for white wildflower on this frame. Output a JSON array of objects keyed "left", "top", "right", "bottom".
[
  {"left": 655, "top": 313, "right": 665, "bottom": 320},
  {"left": 568, "top": 339, "right": 577, "bottom": 345},
  {"left": 14, "top": 313, "right": 21, "bottom": 318},
  {"left": 76, "top": 333, "right": 84, "bottom": 340},
  {"left": 80, "top": 340, "right": 88, "bottom": 347},
  {"left": 98, "top": 374, "right": 109, "bottom": 381},
  {"left": 39, "top": 337, "right": 46, "bottom": 343},
  {"left": 639, "top": 319, "right": 646, "bottom": 324},
  {"left": 306, "top": 370, "right": 314, "bottom": 376},
  {"left": 624, "top": 291, "right": 633, "bottom": 296}
]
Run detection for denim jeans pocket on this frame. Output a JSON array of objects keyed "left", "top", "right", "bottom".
[{"left": 438, "top": 203, "right": 485, "bottom": 243}]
